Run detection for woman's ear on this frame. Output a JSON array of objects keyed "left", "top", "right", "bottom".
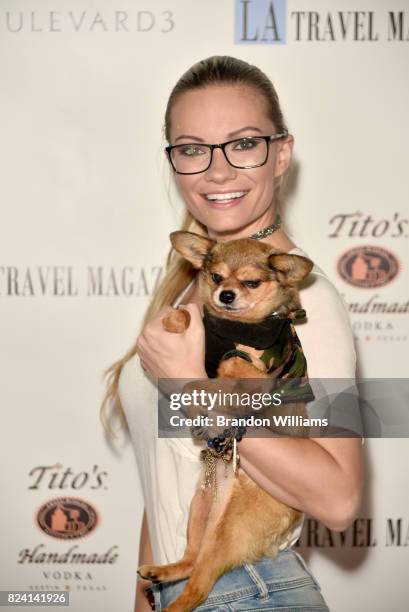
[
  {"left": 268, "top": 253, "right": 313, "bottom": 284},
  {"left": 170, "top": 231, "right": 215, "bottom": 269},
  {"left": 274, "top": 134, "right": 294, "bottom": 180}
]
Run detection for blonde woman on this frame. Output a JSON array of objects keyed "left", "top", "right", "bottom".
[{"left": 101, "top": 56, "right": 363, "bottom": 611}]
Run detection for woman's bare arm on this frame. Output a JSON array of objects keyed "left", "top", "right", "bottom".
[
  {"left": 135, "top": 509, "right": 154, "bottom": 612},
  {"left": 238, "top": 436, "right": 363, "bottom": 532}
]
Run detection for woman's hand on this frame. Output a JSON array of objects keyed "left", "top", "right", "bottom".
[{"left": 136, "top": 303, "right": 207, "bottom": 379}]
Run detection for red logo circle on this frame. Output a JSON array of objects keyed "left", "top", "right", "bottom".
[
  {"left": 36, "top": 497, "right": 98, "bottom": 540},
  {"left": 337, "top": 246, "right": 399, "bottom": 288}
]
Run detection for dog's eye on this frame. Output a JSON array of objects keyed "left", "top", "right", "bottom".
[
  {"left": 242, "top": 280, "right": 261, "bottom": 289},
  {"left": 211, "top": 273, "right": 223, "bottom": 284}
]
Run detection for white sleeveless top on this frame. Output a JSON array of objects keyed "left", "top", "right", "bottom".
[{"left": 118, "top": 247, "right": 357, "bottom": 565}]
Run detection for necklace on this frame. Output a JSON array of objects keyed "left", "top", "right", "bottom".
[{"left": 249, "top": 213, "right": 282, "bottom": 241}]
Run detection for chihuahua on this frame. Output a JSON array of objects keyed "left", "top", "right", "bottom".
[{"left": 138, "top": 231, "right": 314, "bottom": 612}]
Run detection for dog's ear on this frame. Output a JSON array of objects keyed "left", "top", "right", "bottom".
[
  {"left": 170, "top": 231, "right": 215, "bottom": 269},
  {"left": 268, "top": 254, "right": 313, "bottom": 285}
]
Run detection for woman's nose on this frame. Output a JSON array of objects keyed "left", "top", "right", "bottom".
[{"left": 205, "top": 147, "right": 236, "bottom": 181}]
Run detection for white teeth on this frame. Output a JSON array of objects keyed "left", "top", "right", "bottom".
[{"left": 205, "top": 191, "right": 246, "bottom": 201}]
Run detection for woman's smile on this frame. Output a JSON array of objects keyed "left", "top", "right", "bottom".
[{"left": 201, "top": 190, "right": 249, "bottom": 208}]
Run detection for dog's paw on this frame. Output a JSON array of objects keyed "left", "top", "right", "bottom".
[
  {"left": 162, "top": 308, "right": 191, "bottom": 333},
  {"left": 218, "top": 356, "right": 266, "bottom": 379},
  {"left": 137, "top": 564, "right": 162, "bottom": 583}
]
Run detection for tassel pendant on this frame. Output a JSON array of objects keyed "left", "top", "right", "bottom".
[
  {"left": 233, "top": 438, "right": 241, "bottom": 475},
  {"left": 200, "top": 448, "right": 218, "bottom": 500}
]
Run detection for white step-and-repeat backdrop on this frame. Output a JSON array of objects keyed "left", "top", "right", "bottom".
[{"left": 1, "top": 0, "right": 408, "bottom": 610}]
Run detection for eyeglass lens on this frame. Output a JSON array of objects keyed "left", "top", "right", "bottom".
[{"left": 170, "top": 137, "right": 268, "bottom": 173}]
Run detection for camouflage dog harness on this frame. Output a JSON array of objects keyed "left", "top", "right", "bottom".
[{"left": 203, "top": 305, "right": 314, "bottom": 403}]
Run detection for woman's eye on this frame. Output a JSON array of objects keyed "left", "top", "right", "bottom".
[
  {"left": 234, "top": 138, "right": 258, "bottom": 151},
  {"left": 211, "top": 273, "right": 223, "bottom": 284},
  {"left": 180, "top": 145, "right": 204, "bottom": 157},
  {"left": 242, "top": 280, "right": 261, "bottom": 289}
]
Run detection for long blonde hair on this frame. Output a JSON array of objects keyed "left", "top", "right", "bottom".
[{"left": 100, "top": 55, "right": 289, "bottom": 435}]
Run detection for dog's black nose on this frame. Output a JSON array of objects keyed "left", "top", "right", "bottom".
[{"left": 219, "top": 290, "right": 235, "bottom": 304}]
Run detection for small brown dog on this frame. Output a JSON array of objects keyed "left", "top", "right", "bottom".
[{"left": 138, "top": 231, "right": 314, "bottom": 612}]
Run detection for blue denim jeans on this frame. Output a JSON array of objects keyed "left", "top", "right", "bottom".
[{"left": 150, "top": 549, "right": 330, "bottom": 611}]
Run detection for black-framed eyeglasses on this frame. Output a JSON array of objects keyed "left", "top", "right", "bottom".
[{"left": 165, "top": 131, "right": 288, "bottom": 175}]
